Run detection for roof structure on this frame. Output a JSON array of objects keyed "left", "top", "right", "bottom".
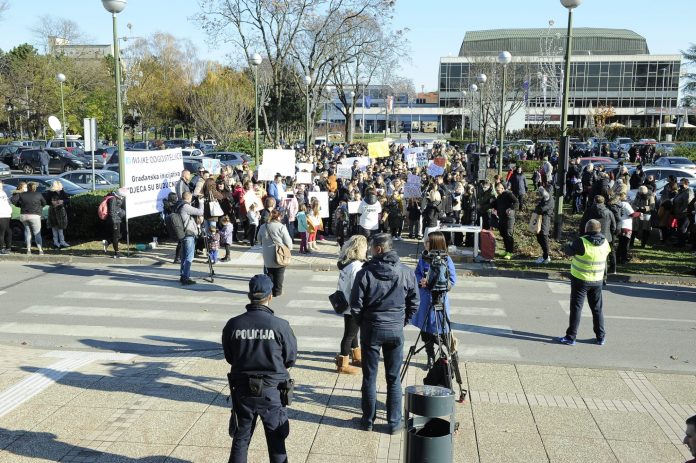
[{"left": 459, "top": 28, "right": 649, "bottom": 57}]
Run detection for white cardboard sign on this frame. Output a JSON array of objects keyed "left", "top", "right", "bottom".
[
  {"left": 263, "top": 149, "right": 296, "bottom": 177},
  {"left": 123, "top": 148, "right": 184, "bottom": 219}
]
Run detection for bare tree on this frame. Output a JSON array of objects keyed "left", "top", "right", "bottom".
[{"left": 32, "top": 15, "right": 90, "bottom": 54}]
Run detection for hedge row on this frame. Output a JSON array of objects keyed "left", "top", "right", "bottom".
[{"left": 65, "top": 189, "right": 167, "bottom": 242}]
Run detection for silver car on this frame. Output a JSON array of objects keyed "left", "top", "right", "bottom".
[{"left": 57, "top": 169, "right": 120, "bottom": 190}]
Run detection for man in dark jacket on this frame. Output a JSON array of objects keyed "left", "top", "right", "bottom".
[
  {"left": 350, "top": 233, "right": 419, "bottom": 434},
  {"left": 493, "top": 183, "right": 518, "bottom": 259},
  {"left": 508, "top": 167, "right": 527, "bottom": 211},
  {"left": 558, "top": 219, "right": 611, "bottom": 346},
  {"left": 102, "top": 189, "right": 126, "bottom": 258},
  {"left": 222, "top": 274, "right": 297, "bottom": 463},
  {"left": 39, "top": 149, "right": 50, "bottom": 175}
]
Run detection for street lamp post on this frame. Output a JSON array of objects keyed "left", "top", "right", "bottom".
[
  {"left": 658, "top": 67, "right": 666, "bottom": 142},
  {"left": 553, "top": 0, "right": 582, "bottom": 240},
  {"left": 102, "top": 0, "right": 127, "bottom": 187},
  {"left": 469, "top": 84, "right": 478, "bottom": 142},
  {"left": 497, "top": 51, "right": 512, "bottom": 176},
  {"left": 56, "top": 73, "right": 67, "bottom": 148},
  {"left": 476, "top": 73, "right": 487, "bottom": 150},
  {"left": 460, "top": 90, "right": 467, "bottom": 141},
  {"left": 249, "top": 53, "right": 262, "bottom": 165}
]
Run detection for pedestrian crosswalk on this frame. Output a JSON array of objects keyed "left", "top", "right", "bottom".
[{"left": 1, "top": 266, "right": 521, "bottom": 360}]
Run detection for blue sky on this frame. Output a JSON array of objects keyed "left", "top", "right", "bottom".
[{"left": 0, "top": 0, "right": 693, "bottom": 91}]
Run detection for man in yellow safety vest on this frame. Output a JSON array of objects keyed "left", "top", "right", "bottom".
[{"left": 558, "top": 219, "right": 611, "bottom": 346}]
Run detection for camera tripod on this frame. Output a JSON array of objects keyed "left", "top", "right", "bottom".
[{"left": 400, "top": 291, "right": 467, "bottom": 403}]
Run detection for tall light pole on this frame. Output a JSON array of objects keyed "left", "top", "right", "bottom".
[
  {"left": 497, "top": 51, "right": 512, "bottom": 176},
  {"left": 477, "top": 73, "right": 487, "bottom": 150},
  {"left": 349, "top": 90, "right": 356, "bottom": 143},
  {"left": 249, "top": 53, "right": 262, "bottom": 165},
  {"left": 658, "top": 67, "right": 666, "bottom": 142},
  {"left": 304, "top": 75, "right": 312, "bottom": 152},
  {"left": 102, "top": 0, "right": 127, "bottom": 187},
  {"left": 56, "top": 73, "right": 67, "bottom": 148},
  {"left": 361, "top": 82, "right": 366, "bottom": 135},
  {"left": 460, "top": 90, "right": 467, "bottom": 140},
  {"left": 553, "top": 0, "right": 582, "bottom": 239},
  {"left": 469, "top": 83, "right": 478, "bottom": 142}
]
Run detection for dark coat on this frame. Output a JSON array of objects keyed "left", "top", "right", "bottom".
[
  {"left": 509, "top": 172, "right": 527, "bottom": 196},
  {"left": 493, "top": 190, "right": 518, "bottom": 218},
  {"left": 581, "top": 203, "right": 617, "bottom": 240},
  {"left": 108, "top": 195, "right": 126, "bottom": 224},
  {"left": 534, "top": 197, "right": 554, "bottom": 236},
  {"left": 221, "top": 303, "right": 297, "bottom": 385},
  {"left": 421, "top": 200, "right": 441, "bottom": 228},
  {"left": 350, "top": 250, "right": 419, "bottom": 329},
  {"left": 47, "top": 190, "right": 69, "bottom": 230},
  {"left": 11, "top": 191, "right": 46, "bottom": 216}
]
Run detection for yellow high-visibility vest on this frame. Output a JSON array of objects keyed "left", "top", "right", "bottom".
[{"left": 570, "top": 237, "right": 610, "bottom": 282}]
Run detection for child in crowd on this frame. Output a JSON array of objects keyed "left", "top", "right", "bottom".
[
  {"left": 334, "top": 205, "right": 350, "bottom": 249},
  {"left": 297, "top": 204, "right": 309, "bottom": 253},
  {"left": 407, "top": 197, "right": 422, "bottom": 239},
  {"left": 247, "top": 203, "right": 259, "bottom": 247},
  {"left": 219, "top": 215, "right": 233, "bottom": 262},
  {"left": 207, "top": 224, "right": 220, "bottom": 264}
]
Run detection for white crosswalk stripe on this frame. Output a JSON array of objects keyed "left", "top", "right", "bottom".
[
  {"left": 59, "top": 290, "right": 245, "bottom": 306},
  {"left": 449, "top": 307, "right": 506, "bottom": 317},
  {"left": 448, "top": 292, "right": 500, "bottom": 301},
  {"left": 547, "top": 282, "right": 570, "bottom": 294},
  {"left": 309, "top": 274, "right": 339, "bottom": 283},
  {"left": 456, "top": 280, "right": 498, "bottom": 288}
]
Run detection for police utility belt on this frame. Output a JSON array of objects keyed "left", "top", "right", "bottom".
[{"left": 227, "top": 373, "right": 294, "bottom": 406}]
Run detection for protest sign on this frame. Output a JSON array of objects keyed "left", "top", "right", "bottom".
[
  {"left": 123, "top": 148, "right": 184, "bottom": 220},
  {"left": 296, "top": 162, "right": 313, "bottom": 173},
  {"left": 426, "top": 160, "right": 445, "bottom": 177},
  {"left": 408, "top": 174, "right": 421, "bottom": 184},
  {"left": 403, "top": 147, "right": 427, "bottom": 168},
  {"left": 348, "top": 201, "right": 360, "bottom": 214},
  {"left": 262, "top": 149, "right": 296, "bottom": 177},
  {"left": 342, "top": 156, "right": 370, "bottom": 171},
  {"left": 368, "top": 141, "right": 390, "bottom": 158},
  {"left": 336, "top": 165, "right": 352, "bottom": 179},
  {"left": 403, "top": 184, "right": 422, "bottom": 198},
  {"left": 296, "top": 171, "right": 312, "bottom": 184},
  {"left": 243, "top": 189, "right": 263, "bottom": 212},
  {"left": 200, "top": 157, "right": 221, "bottom": 175},
  {"left": 257, "top": 164, "right": 276, "bottom": 181},
  {"left": 307, "top": 192, "right": 329, "bottom": 218}
]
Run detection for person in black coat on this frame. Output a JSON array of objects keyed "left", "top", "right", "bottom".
[
  {"left": 11, "top": 182, "right": 47, "bottom": 254},
  {"left": 509, "top": 167, "right": 527, "bottom": 211},
  {"left": 493, "top": 183, "right": 519, "bottom": 258},
  {"left": 102, "top": 189, "right": 126, "bottom": 258},
  {"left": 533, "top": 187, "right": 554, "bottom": 264}
]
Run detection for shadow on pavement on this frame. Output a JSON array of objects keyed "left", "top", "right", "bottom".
[
  {"left": 0, "top": 428, "right": 192, "bottom": 462},
  {"left": 449, "top": 321, "right": 555, "bottom": 343},
  {"left": 604, "top": 282, "right": 696, "bottom": 303},
  {"left": 79, "top": 336, "right": 223, "bottom": 357}
]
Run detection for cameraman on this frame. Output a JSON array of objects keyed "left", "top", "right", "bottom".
[{"left": 410, "top": 231, "right": 457, "bottom": 369}]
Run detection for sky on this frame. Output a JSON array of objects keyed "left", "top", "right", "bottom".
[{"left": 0, "top": 0, "right": 693, "bottom": 91}]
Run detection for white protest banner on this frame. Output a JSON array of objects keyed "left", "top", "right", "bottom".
[
  {"left": 243, "top": 189, "right": 263, "bottom": 211},
  {"left": 296, "top": 171, "right": 312, "bottom": 184},
  {"left": 200, "top": 158, "right": 221, "bottom": 175},
  {"left": 336, "top": 165, "right": 352, "bottom": 179},
  {"left": 426, "top": 160, "right": 445, "bottom": 177},
  {"left": 257, "top": 164, "right": 276, "bottom": 181},
  {"left": 342, "top": 156, "right": 370, "bottom": 171},
  {"left": 307, "top": 191, "right": 329, "bottom": 218},
  {"left": 296, "top": 162, "right": 313, "bottom": 173},
  {"left": 123, "top": 148, "right": 184, "bottom": 219},
  {"left": 348, "top": 201, "right": 360, "bottom": 214},
  {"left": 263, "top": 149, "right": 296, "bottom": 177},
  {"left": 403, "top": 147, "right": 425, "bottom": 168}
]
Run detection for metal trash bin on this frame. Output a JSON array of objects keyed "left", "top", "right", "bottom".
[{"left": 404, "top": 385, "right": 455, "bottom": 462}]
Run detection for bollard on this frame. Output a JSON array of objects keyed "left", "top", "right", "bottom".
[{"left": 403, "top": 385, "right": 455, "bottom": 462}]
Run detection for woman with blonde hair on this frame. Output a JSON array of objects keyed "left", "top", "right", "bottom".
[
  {"left": 334, "top": 234, "right": 368, "bottom": 374},
  {"left": 47, "top": 180, "right": 70, "bottom": 248}
]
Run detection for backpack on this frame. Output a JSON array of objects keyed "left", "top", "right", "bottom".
[
  {"left": 165, "top": 203, "right": 189, "bottom": 241},
  {"left": 97, "top": 195, "right": 114, "bottom": 220},
  {"left": 426, "top": 253, "right": 451, "bottom": 293}
]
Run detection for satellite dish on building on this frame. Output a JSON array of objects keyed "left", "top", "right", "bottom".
[{"left": 48, "top": 116, "right": 62, "bottom": 133}]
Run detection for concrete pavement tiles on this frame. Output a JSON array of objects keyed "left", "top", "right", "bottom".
[{"left": 0, "top": 346, "right": 694, "bottom": 462}]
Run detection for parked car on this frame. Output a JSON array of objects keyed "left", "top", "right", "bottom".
[
  {"left": 182, "top": 148, "right": 204, "bottom": 158},
  {"left": 204, "top": 152, "right": 251, "bottom": 166},
  {"left": 0, "top": 161, "right": 10, "bottom": 177},
  {"left": 576, "top": 157, "right": 617, "bottom": 168},
  {"left": 655, "top": 143, "right": 676, "bottom": 154},
  {"left": 57, "top": 169, "right": 120, "bottom": 190},
  {"left": 3, "top": 175, "right": 87, "bottom": 196},
  {"left": 516, "top": 139, "right": 535, "bottom": 151},
  {"left": 131, "top": 141, "right": 158, "bottom": 150},
  {"left": 183, "top": 159, "right": 204, "bottom": 173},
  {"left": 0, "top": 145, "right": 23, "bottom": 167},
  {"left": 164, "top": 139, "right": 193, "bottom": 149},
  {"left": 652, "top": 156, "right": 696, "bottom": 170},
  {"left": 103, "top": 163, "right": 120, "bottom": 173},
  {"left": 17, "top": 148, "right": 86, "bottom": 174},
  {"left": 614, "top": 137, "right": 633, "bottom": 146},
  {"left": 635, "top": 166, "right": 696, "bottom": 182},
  {"left": 45, "top": 139, "right": 85, "bottom": 153}
]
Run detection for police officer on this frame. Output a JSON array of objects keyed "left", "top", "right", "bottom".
[
  {"left": 222, "top": 274, "right": 297, "bottom": 463},
  {"left": 557, "top": 219, "right": 611, "bottom": 346}
]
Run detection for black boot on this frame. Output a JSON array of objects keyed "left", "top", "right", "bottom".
[{"left": 642, "top": 230, "right": 650, "bottom": 248}]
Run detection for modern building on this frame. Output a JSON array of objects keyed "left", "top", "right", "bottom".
[
  {"left": 49, "top": 36, "right": 112, "bottom": 60},
  {"left": 439, "top": 28, "right": 683, "bottom": 131}
]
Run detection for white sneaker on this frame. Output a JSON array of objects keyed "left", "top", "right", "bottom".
[
  {"left": 534, "top": 257, "right": 545, "bottom": 264},
  {"left": 543, "top": 257, "right": 551, "bottom": 264}
]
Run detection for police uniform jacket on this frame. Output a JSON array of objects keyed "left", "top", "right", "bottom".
[{"left": 222, "top": 304, "right": 297, "bottom": 385}]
